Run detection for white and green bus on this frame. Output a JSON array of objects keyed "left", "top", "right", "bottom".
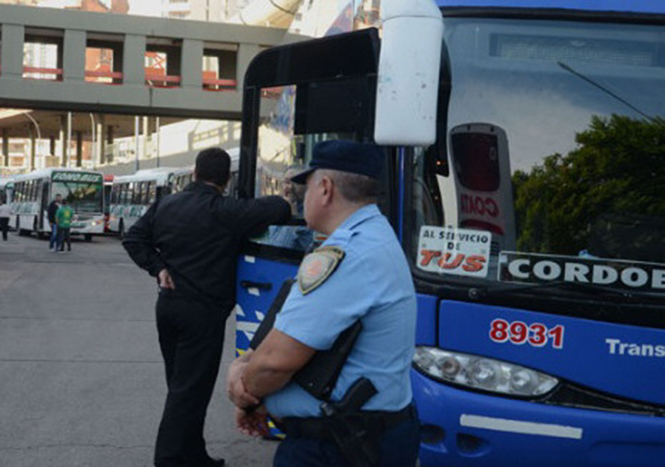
[
  {"left": 9, "top": 168, "right": 105, "bottom": 241},
  {"left": 108, "top": 167, "right": 193, "bottom": 238},
  {"left": 109, "top": 150, "right": 239, "bottom": 237}
]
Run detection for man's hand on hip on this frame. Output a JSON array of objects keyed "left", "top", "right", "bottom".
[{"left": 158, "top": 269, "right": 176, "bottom": 289}]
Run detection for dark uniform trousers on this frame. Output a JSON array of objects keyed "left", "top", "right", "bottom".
[
  {"left": 274, "top": 405, "right": 421, "bottom": 467},
  {"left": 154, "top": 292, "right": 229, "bottom": 467}
]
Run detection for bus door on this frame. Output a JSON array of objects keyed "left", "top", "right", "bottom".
[
  {"left": 235, "top": 29, "right": 384, "bottom": 360},
  {"left": 40, "top": 180, "right": 49, "bottom": 231}
]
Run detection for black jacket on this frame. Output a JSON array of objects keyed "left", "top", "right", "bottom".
[
  {"left": 122, "top": 182, "right": 291, "bottom": 308},
  {"left": 47, "top": 201, "right": 59, "bottom": 224}
]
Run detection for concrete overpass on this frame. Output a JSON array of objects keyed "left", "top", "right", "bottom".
[
  {"left": 0, "top": 3, "right": 294, "bottom": 171},
  {"left": 0, "top": 3, "right": 289, "bottom": 118}
]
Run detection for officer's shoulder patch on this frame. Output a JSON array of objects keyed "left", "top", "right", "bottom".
[{"left": 298, "top": 246, "right": 345, "bottom": 295}]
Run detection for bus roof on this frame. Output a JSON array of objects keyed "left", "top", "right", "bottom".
[
  {"left": 436, "top": 0, "right": 665, "bottom": 15},
  {"left": 113, "top": 167, "right": 183, "bottom": 185},
  {"left": 113, "top": 148, "right": 238, "bottom": 185},
  {"left": 12, "top": 168, "right": 103, "bottom": 182}
]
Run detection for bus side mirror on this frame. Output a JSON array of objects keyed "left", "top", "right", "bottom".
[{"left": 374, "top": 0, "right": 443, "bottom": 146}]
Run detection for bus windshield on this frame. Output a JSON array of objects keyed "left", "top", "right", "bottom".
[
  {"left": 411, "top": 17, "right": 665, "bottom": 301},
  {"left": 52, "top": 177, "right": 104, "bottom": 213}
]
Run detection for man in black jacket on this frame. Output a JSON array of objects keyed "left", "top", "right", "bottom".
[
  {"left": 47, "top": 194, "right": 61, "bottom": 250},
  {"left": 123, "top": 147, "right": 291, "bottom": 467}
]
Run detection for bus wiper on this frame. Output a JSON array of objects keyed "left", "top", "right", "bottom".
[
  {"left": 469, "top": 281, "right": 663, "bottom": 300},
  {"left": 557, "top": 61, "right": 660, "bottom": 125}
]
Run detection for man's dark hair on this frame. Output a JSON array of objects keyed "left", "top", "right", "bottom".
[{"left": 195, "top": 147, "right": 231, "bottom": 187}]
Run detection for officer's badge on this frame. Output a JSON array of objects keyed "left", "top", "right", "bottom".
[{"left": 298, "top": 246, "right": 345, "bottom": 295}]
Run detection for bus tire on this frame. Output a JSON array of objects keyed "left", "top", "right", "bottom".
[{"left": 84, "top": 234, "right": 92, "bottom": 242}]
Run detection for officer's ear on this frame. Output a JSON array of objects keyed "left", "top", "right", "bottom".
[{"left": 320, "top": 175, "right": 335, "bottom": 205}]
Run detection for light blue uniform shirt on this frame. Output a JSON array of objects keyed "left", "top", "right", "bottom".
[{"left": 264, "top": 204, "right": 417, "bottom": 418}]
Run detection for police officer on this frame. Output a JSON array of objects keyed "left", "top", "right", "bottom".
[
  {"left": 227, "top": 140, "right": 420, "bottom": 466},
  {"left": 123, "top": 147, "right": 291, "bottom": 467}
]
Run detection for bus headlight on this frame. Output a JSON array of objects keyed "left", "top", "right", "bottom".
[{"left": 413, "top": 347, "right": 559, "bottom": 397}]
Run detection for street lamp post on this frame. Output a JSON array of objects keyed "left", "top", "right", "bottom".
[
  {"left": 67, "top": 112, "right": 72, "bottom": 168},
  {"left": 89, "top": 113, "right": 96, "bottom": 169},
  {"left": 134, "top": 116, "right": 140, "bottom": 172},
  {"left": 23, "top": 112, "right": 42, "bottom": 169}
]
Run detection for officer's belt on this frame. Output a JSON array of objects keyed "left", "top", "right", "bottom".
[{"left": 280, "top": 403, "right": 416, "bottom": 440}]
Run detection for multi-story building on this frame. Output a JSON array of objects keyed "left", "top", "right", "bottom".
[
  {"left": 0, "top": 0, "right": 129, "bottom": 172},
  {"left": 162, "top": 0, "right": 217, "bottom": 22}
]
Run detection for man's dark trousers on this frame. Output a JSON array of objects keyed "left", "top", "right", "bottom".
[
  {"left": 57, "top": 227, "right": 71, "bottom": 251},
  {"left": 49, "top": 225, "right": 58, "bottom": 249},
  {"left": 154, "top": 293, "right": 229, "bottom": 467},
  {"left": 273, "top": 408, "right": 421, "bottom": 467}
]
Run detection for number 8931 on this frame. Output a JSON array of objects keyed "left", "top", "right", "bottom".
[{"left": 489, "top": 318, "right": 564, "bottom": 349}]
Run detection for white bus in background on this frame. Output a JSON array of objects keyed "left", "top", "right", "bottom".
[
  {"left": 9, "top": 168, "right": 105, "bottom": 241},
  {"left": 171, "top": 148, "right": 240, "bottom": 195},
  {"left": 108, "top": 167, "right": 190, "bottom": 238},
  {"left": 170, "top": 166, "right": 195, "bottom": 194},
  {"left": 108, "top": 149, "right": 239, "bottom": 237}
]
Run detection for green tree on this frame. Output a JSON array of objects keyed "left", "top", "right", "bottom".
[{"left": 513, "top": 114, "right": 665, "bottom": 255}]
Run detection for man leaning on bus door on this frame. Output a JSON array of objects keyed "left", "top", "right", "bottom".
[
  {"left": 227, "top": 140, "right": 420, "bottom": 467},
  {"left": 122, "top": 147, "right": 291, "bottom": 467}
]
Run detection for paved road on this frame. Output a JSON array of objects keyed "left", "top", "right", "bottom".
[{"left": 0, "top": 233, "right": 276, "bottom": 467}]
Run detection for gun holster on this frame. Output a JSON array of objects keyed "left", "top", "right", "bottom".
[
  {"left": 324, "top": 414, "right": 381, "bottom": 467},
  {"left": 251, "top": 279, "right": 382, "bottom": 466}
]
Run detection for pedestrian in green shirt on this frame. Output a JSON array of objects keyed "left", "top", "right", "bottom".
[{"left": 56, "top": 199, "right": 73, "bottom": 252}]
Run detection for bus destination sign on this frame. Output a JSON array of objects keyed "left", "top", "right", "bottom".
[
  {"left": 52, "top": 172, "right": 103, "bottom": 183},
  {"left": 499, "top": 251, "right": 665, "bottom": 292}
]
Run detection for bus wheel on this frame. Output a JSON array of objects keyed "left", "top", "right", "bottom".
[{"left": 84, "top": 234, "right": 92, "bottom": 242}]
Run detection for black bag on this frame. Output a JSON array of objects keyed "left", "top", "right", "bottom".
[{"left": 249, "top": 279, "right": 362, "bottom": 401}]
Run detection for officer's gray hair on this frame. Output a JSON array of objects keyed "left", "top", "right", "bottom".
[{"left": 316, "top": 169, "right": 378, "bottom": 204}]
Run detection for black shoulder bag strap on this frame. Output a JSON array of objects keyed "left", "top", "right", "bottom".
[{"left": 249, "top": 278, "right": 362, "bottom": 401}]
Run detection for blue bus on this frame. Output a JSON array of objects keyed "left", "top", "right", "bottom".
[{"left": 234, "top": 0, "right": 665, "bottom": 465}]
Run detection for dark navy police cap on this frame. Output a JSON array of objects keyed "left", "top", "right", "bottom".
[{"left": 290, "top": 140, "right": 383, "bottom": 184}]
